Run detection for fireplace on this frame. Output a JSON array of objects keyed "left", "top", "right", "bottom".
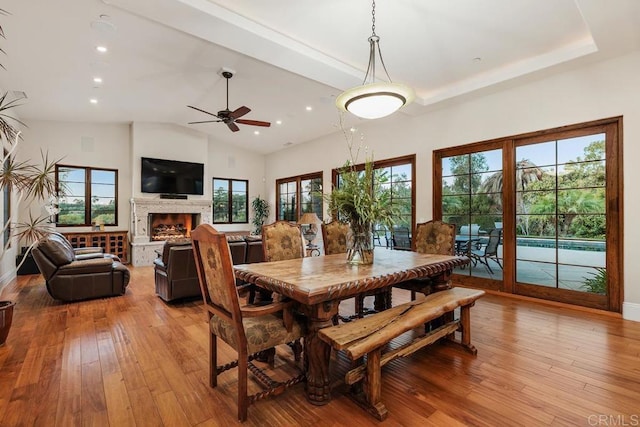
[
  {"left": 130, "top": 198, "right": 212, "bottom": 266},
  {"left": 149, "top": 213, "right": 199, "bottom": 241}
]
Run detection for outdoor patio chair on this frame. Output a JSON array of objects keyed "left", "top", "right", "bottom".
[{"left": 470, "top": 228, "right": 503, "bottom": 273}]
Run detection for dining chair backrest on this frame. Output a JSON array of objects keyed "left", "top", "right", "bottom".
[
  {"left": 321, "top": 220, "right": 350, "bottom": 255},
  {"left": 262, "top": 221, "right": 304, "bottom": 262},
  {"left": 191, "top": 224, "right": 242, "bottom": 331},
  {"left": 413, "top": 220, "right": 456, "bottom": 255}
]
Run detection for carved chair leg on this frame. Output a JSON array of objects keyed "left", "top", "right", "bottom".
[
  {"left": 238, "top": 349, "right": 249, "bottom": 422},
  {"left": 210, "top": 332, "right": 218, "bottom": 388}
]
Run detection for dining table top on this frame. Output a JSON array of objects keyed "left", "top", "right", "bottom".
[{"left": 234, "top": 248, "right": 469, "bottom": 306}]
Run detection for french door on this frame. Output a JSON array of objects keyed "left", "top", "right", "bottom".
[{"left": 434, "top": 117, "right": 622, "bottom": 312}]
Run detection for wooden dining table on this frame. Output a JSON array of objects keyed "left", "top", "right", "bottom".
[{"left": 234, "top": 248, "right": 469, "bottom": 405}]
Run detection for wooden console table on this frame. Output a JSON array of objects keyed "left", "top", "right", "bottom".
[{"left": 62, "top": 231, "right": 129, "bottom": 264}]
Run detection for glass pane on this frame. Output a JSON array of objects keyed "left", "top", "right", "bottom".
[
  {"left": 570, "top": 266, "right": 607, "bottom": 294},
  {"left": 557, "top": 160, "right": 605, "bottom": 189},
  {"left": 91, "top": 197, "right": 115, "bottom": 225},
  {"left": 516, "top": 141, "right": 556, "bottom": 168},
  {"left": 516, "top": 260, "right": 556, "bottom": 287},
  {"left": 517, "top": 190, "right": 556, "bottom": 214},
  {"left": 557, "top": 189, "right": 605, "bottom": 214},
  {"left": 558, "top": 239, "right": 605, "bottom": 267},
  {"left": 442, "top": 154, "right": 469, "bottom": 176},
  {"left": 480, "top": 149, "right": 502, "bottom": 172},
  {"left": 232, "top": 180, "right": 246, "bottom": 192},
  {"left": 214, "top": 202, "right": 229, "bottom": 222},
  {"left": 516, "top": 237, "right": 556, "bottom": 263},
  {"left": 91, "top": 183, "right": 115, "bottom": 198},
  {"left": 391, "top": 164, "right": 411, "bottom": 180},
  {"left": 61, "top": 182, "right": 85, "bottom": 197},
  {"left": 442, "top": 195, "right": 469, "bottom": 215},
  {"left": 470, "top": 194, "right": 501, "bottom": 215},
  {"left": 470, "top": 152, "right": 491, "bottom": 174},
  {"left": 474, "top": 171, "right": 502, "bottom": 194},
  {"left": 91, "top": 170, "right": 115, "bottom": 185},
  {"left": 516, "top": 215, "right": 557, "bottom": 239},
  {"left": 58, "top": 167, "right": 85, "bottom": 182},
  {"left": 214, "top": 179, "right": 229, "bottom": 192},
  {"left": 58, "top": 196, "right": 85, "bottom": 224},
  {"left": 557, "top": 133, "right": 605, "bottom": 163}
]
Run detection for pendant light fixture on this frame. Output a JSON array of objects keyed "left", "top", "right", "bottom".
[{"left": 336, "top": 0, "right": 415, "bottom": 120}]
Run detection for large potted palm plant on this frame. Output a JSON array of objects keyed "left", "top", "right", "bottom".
[{"left": 1, "top": 10, "right": 59, "bottom": 345}]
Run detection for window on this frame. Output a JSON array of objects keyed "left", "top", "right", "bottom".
[
  {"left": 434, "top": 117, "right": 622, "bottom": 312},
  {"left": 332, "top": 155, "right": 416, "bottom": 229},
  {"left": 276, "top": 172, "right": 323, "bottom": 221},
  {"left": 56, "top": 165, "right": 118, "bottom": 226},
  {"left": 212, "top": 178, "right": 248, "bottom": 223}
]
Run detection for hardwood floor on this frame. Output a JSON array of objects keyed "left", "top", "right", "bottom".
[{"left": 1, "top": 266, "right": 639, "bottom": 426}]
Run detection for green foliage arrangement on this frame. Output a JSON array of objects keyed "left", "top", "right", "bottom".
[{"left": 326, "top": 115, "right": 399, "bottom": 263}]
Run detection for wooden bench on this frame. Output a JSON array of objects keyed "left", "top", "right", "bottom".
[{"left": 318, "top": 287, "right": 485, "bottom": 420}]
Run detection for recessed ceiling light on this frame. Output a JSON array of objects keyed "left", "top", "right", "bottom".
[
  {"left": 254, "top": 130, "right": 260, "bottom": 135},
  {"left": 283, "top": 142, "right": 293, "bottom": 146},
  {"left": 350, "top": 127, "right": 357, "bottom": 133},
  {"left": 96, "top": 46, "right": 108, "bottom": 53},
  {"left": 93, "top": 77, "right": 103, "bottom": 83},
  {"left": 89, "top": 98, "right": 98, "bottom": 104},
  {"left": 276, "top": 120, "right": 282, "bottom": 125},
  {"left": 473, "top": 57, "right": 482, "bottom": 63},
  {"left": 305, "top": 106, "right": 312, "bottom": 111}
]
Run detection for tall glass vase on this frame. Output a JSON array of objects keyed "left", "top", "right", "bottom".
[{"left": 347, "top": 222, "right": 374, "bottom": 265}]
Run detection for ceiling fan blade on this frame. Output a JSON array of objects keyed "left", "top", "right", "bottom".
[
  {"left": 227, "top": 122, "right": 240, "bottom": 132},
  {"left": 229, "top": 106, "right": 250, "bottom": 119},
  {"left": 187, "top": 105, "right": 220, "bottom": 118},
  {"left": 236, "top": 119, "right": 271, "bottom": 127},
  {"left": 188, "top": 120, "right": 222, "bottom": 124}
]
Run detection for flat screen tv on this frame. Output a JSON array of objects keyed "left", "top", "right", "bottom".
[{"left": 141, "top": 157, "right": 204, "bottom": 195}]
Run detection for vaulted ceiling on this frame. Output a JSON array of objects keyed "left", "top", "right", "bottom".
[{"left": 1, "top": 0, "right": 639, "bottom": 153}]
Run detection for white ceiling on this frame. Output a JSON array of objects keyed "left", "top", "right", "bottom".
[{"left": 1, "top": 0, "right": 639, "bottom": 154}]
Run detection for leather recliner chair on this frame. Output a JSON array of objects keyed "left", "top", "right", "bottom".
[
  {"left": 154, "top": 240, "right": 199, "bottom": 302},
  {"left": 32, "top": 232, "right": 130, "bottom": 302}
]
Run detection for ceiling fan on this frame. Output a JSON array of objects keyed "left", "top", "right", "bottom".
[{"left": 187, "top": 70, "right": 271, "bottom": 132}]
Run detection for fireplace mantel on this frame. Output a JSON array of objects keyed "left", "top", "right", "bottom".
[{"left": 129, "top": 197, "right": 212, "bottom": 265}]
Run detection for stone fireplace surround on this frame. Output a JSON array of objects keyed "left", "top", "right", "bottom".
[{"left": 130, "top": 198, "right": 212, "bottom": 266}]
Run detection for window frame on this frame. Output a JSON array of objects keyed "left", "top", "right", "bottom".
[
  {"left": 55, "top": 164, "right": 119, "bottom": 227},
  {"left": 275, "top": 171, "right": 323, "bottom": 222},
  {"left": 433, "top": 117, "right": 623, "bottom": 312},
  {"left": 331, "top": 154, "right": 416, "bottom": 232},
  {"left": 212, "top": 177, "right": 249, "bottom": 224},
  {"left": 2, "top": 149, "right": 10, "bottom": 247}
]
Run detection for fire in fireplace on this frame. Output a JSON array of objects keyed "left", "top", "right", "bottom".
[{"left": 149, "top": 213, "right": 200, "bottom": 241}]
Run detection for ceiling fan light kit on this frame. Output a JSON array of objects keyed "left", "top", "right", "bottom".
[
  {"left": 336, "top": 1, "right": 415, "bottom": 120},
  {"left": 187, "top": 70, "right": 271, "bottom": 132}
]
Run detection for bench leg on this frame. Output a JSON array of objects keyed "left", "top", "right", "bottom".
[
  {"left": 459, "top": 303, "right": 477, "bottom": 355},
  {"left": 350, "top": 348, "right": 388, "bottom": 421}
]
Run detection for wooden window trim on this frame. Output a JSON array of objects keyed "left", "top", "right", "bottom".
[
  {"left": 275, "top": 171, "right": 323, "bottom": 222},
  {"left": 433, "top": 117, "right": 623, "bottom": 312},
  {"left": 212, "top": 177, "right": 249, "bottom": 224},
  {"left": 55, "top": 164, "right": 119, "bottom": 227},
  {"left": 331, "top": 154, "right": 416, "bottom": 233}
]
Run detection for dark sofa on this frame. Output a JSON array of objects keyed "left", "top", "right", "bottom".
[
  {"left": 153, "top": 235, "right": 263, "bottom": 302},
  {"left": 32, "top": 232, "right": 130, "bottom": 302}
]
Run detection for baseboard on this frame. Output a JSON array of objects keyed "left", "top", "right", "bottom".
[{"left": 622, "top": 302, "right": 640, "bottom": 322}]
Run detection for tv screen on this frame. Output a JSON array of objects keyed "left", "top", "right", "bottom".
[{"left": 141, "top": 157, "right": 204, "bottom": 195}]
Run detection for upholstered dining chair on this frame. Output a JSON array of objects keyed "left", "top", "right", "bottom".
[
  {"left": 394, "top": 220, "right": 456, "bottom": 300},
  {"left": 191, "top": 224, "right": 305, "bottom": 422},
  {"left": 262, "top": 220, "right": 305, "bottom": 262}
]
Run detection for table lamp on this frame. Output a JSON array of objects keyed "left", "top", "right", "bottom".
[{"left": 298, "top": 212, "right": 320, "bottom": 250}]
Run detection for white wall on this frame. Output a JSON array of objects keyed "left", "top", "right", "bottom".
[
  {"left": 16, "top": 120, "right": 132, "bottom": 234},
  {"left": 265, "top": 50, "right": 640, "bottom": 321}
]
